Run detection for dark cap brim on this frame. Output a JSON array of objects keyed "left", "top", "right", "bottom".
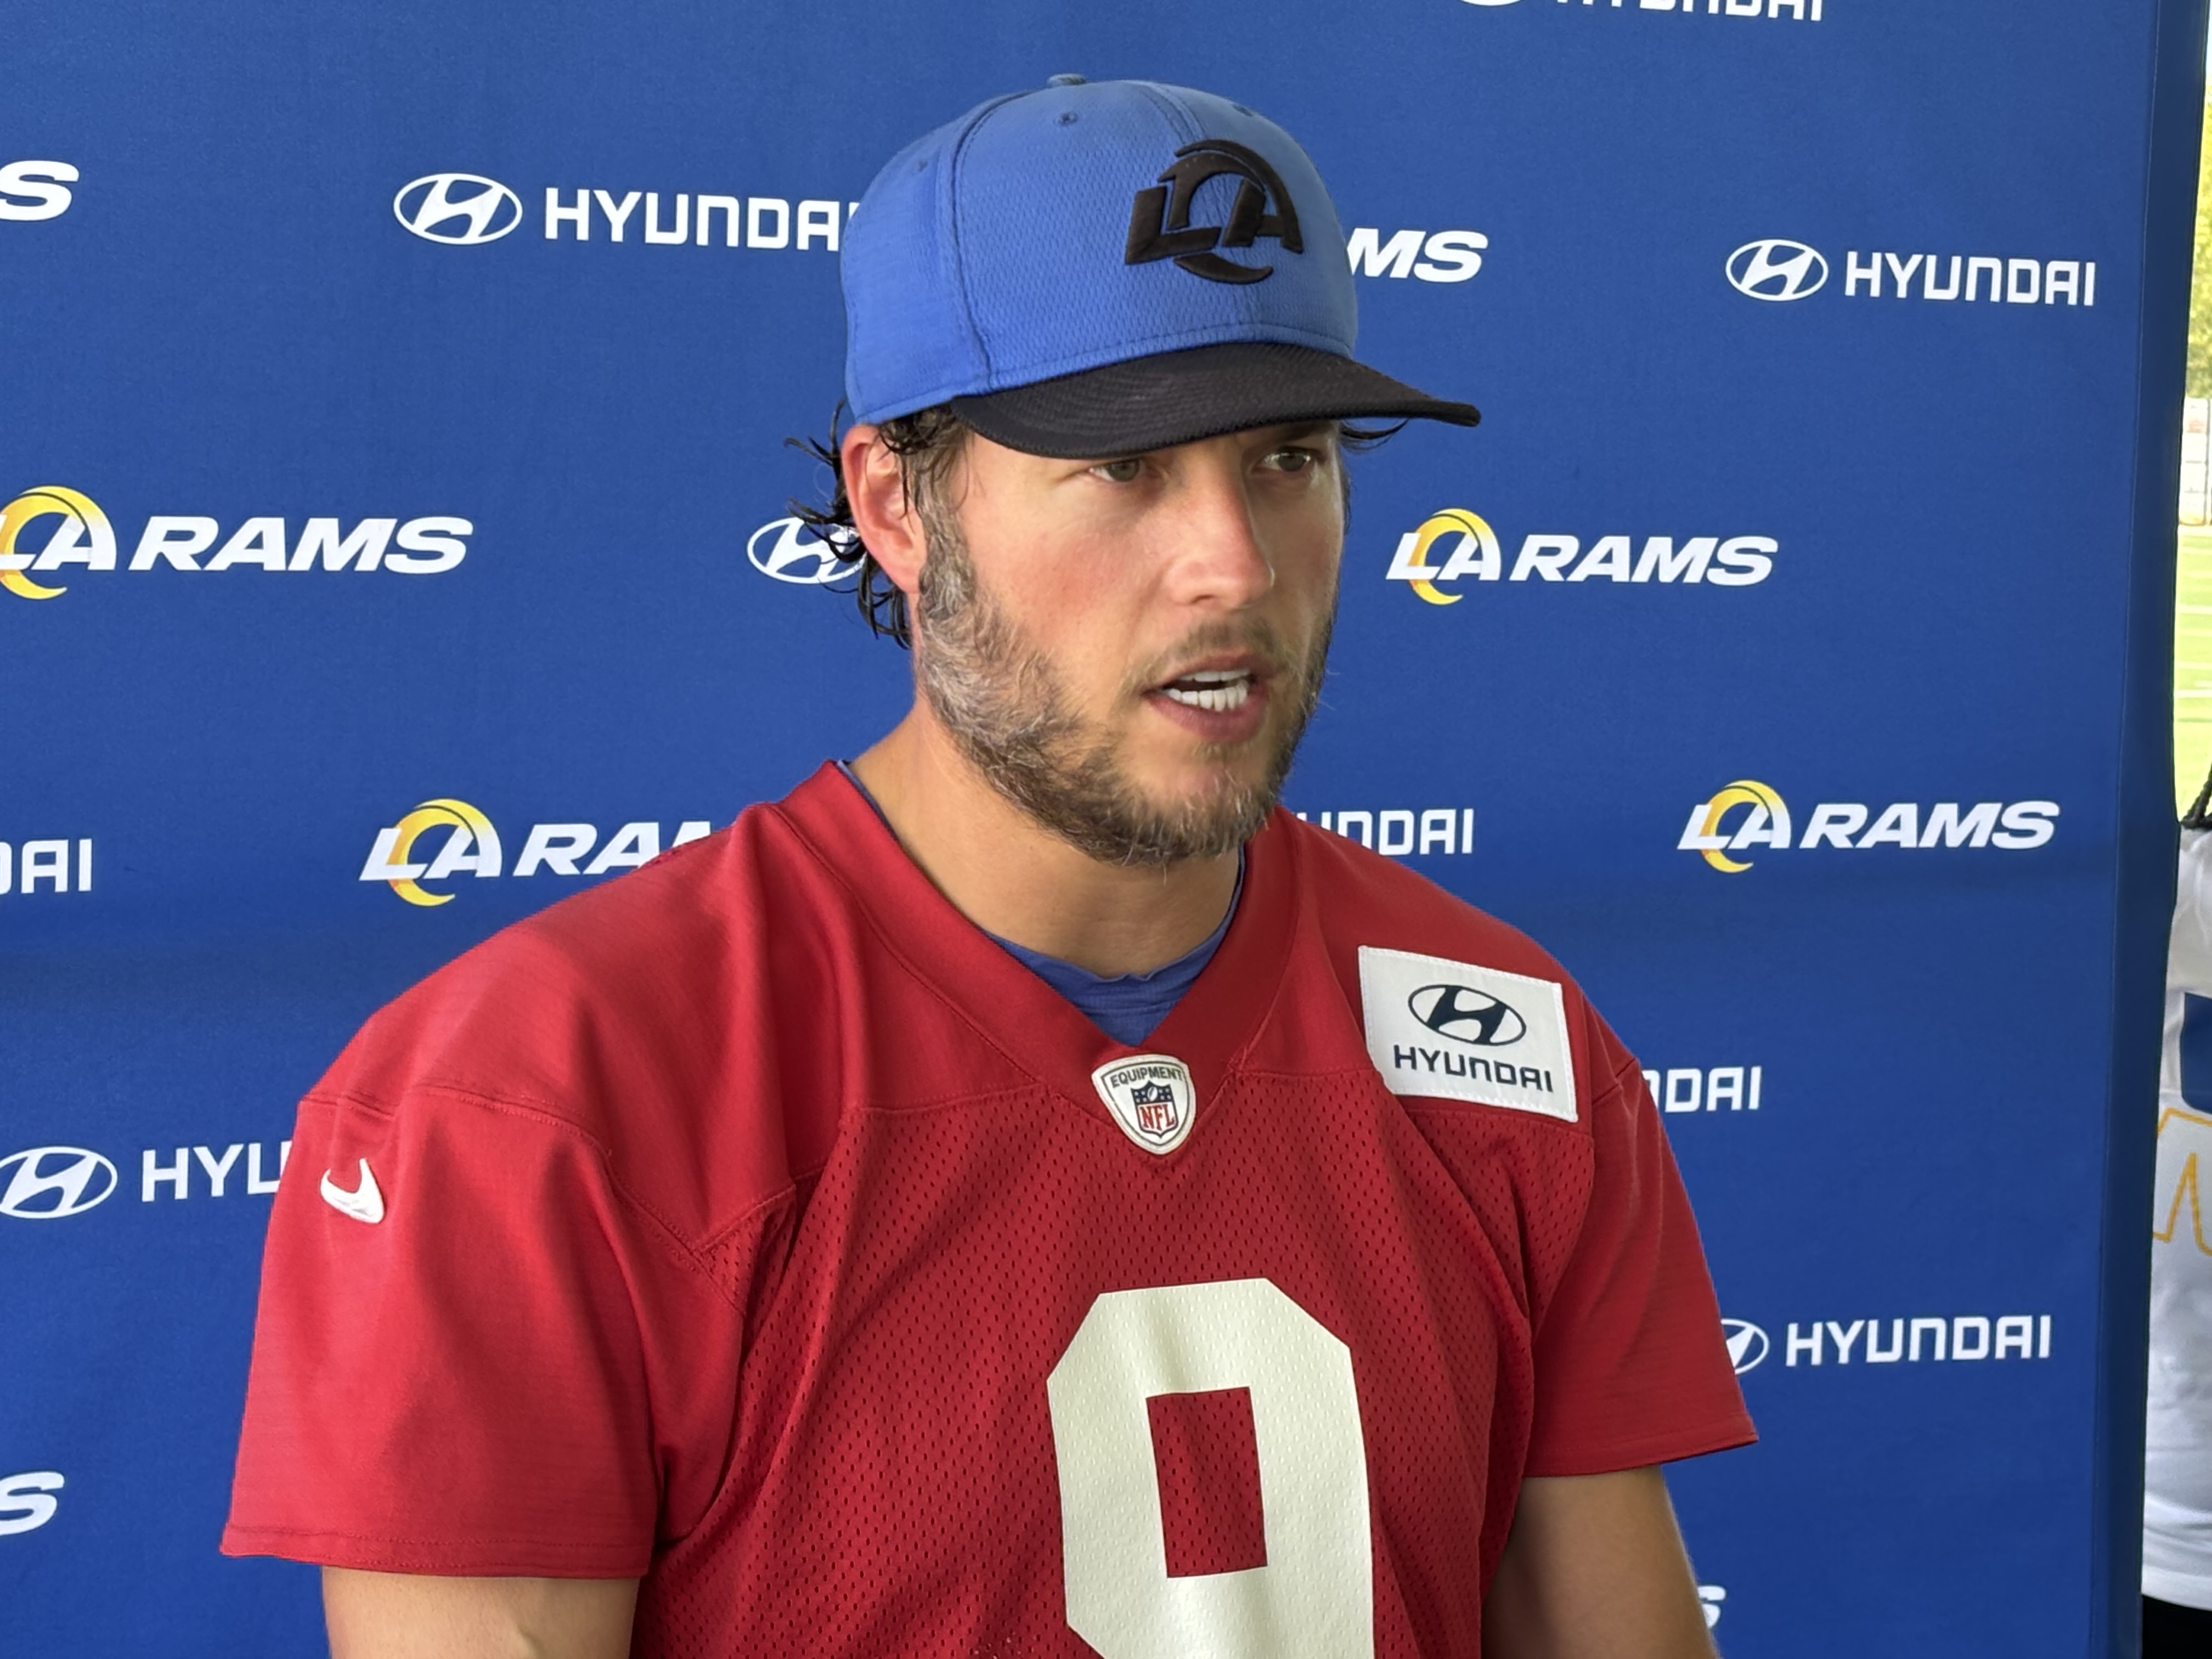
[{"left": 947, "top": 341, "right": 1479, "bottom": 459}]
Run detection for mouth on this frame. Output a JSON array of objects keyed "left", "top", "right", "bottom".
[
  {"left": 1141, "top": 654, "right": 1276, "bottom": 746},
  {"left": 1156, "top": 666, "right": 1256, "bottom": 714}
]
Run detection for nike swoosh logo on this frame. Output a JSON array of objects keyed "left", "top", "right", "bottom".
[{"left": 319, "top": 1159, "right": 385, "bottom": 1224}]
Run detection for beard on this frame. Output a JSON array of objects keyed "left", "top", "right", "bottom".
[{"left": 910, "top": 500, "right": 1333, "bottom": 867}]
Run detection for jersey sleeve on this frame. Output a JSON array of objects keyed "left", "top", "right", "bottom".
[
  {"left": 221, "top": 1076, "right": 758, "bottom": 1577},
  {"left": 1521, "top": 1019, "right": 1755, "bottom": 1477}
]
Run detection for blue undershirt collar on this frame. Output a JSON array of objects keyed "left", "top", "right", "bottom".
[{"left": 836, "top": 760, "right": 1241, "bottom": 1046}]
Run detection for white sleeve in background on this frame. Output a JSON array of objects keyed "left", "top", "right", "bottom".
[{"left": 2146, "top": 828, "right": 2212, "bottom": 1611}]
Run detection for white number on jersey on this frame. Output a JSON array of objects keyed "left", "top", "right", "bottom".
[{"left": 1046, "top": 1277, "right": 1374, "bottom": 1657}]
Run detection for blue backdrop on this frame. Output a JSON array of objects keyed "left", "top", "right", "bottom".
[{"left": 3, "top": 1, "right": 2203, "bottom": 1652}]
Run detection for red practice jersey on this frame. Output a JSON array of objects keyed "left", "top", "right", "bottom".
[{"left": 225, "top": 764, "right": 1752, "bottom": 1656}]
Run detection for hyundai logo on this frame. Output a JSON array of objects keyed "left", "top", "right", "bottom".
[
  {"left": 1726, "top": 239, "right": 1828, "bottom": 302},
  {"left": 0, "top": 1146, "right": 117, "bottom": 1220},
  {"left": 1722, "top": 1318, "right": 1769, "bottom": 1374},
  {"left": 747, "top": 516, "right": 860, "bottom": 585},
  {"left": 1408, "top": 983, "right": 1525, "bottom": 1046},
  {"left": 393, "top": 173, "right": 523, "bottom": 245}
]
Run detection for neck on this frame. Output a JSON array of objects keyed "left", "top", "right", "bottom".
[{"left": 850, "top": 707, "right": 1242, "bottom": 977}]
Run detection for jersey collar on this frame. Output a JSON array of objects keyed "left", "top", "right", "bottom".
[{"left": 771, "top": 761, "right": 1302, "bottom": 1147}]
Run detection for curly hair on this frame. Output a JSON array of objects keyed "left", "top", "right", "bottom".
[
  {"left": 788, "top": 409, "right": 970, "bottom": 648},
  {"left": 788, "top": 410, "right": 1398, "bottom": 648}
]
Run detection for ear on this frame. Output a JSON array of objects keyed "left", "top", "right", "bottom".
[{"left": 841, "top": 424, "right": 928, "bottom": 599}]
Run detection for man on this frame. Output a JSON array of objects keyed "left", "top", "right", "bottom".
[{"left": 225, "top": 78, "right": 1752, "bottom": 1656}]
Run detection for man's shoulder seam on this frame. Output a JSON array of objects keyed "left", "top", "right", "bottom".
[{"left": 306, "top": 1079, "right": 786, "bottom": 1313}]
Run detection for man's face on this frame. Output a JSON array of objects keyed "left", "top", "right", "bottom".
[{"left": 912, "top": 421, "right": 1346, "bottom": 866}]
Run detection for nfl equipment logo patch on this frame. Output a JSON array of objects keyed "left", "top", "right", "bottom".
[{"left": 1090, "top": 1054, "right": 1198, "bottom": 1155}]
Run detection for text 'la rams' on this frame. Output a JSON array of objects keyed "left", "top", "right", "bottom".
[
  {"left": 361, "top": 799, "right": 715, "bottom": 906},
  {"left": 1678, "top": 780, "right": 2058, "bottom": 872},
  {"left": 2, "top": 487, "right": 470, "bottom": 603},
  {"left": 1386, "top": 510, "right": 1774, "bottom": 604}
]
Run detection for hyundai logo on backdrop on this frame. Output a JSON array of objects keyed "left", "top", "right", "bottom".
[
  {"left": 1781, "top": 1314, "right": 2054, "bottom": 1364},
  {"left": 1722, "top": 1319, "right": 1770, "bottom": 1375},
  {"left": 1645, "top": 1065, "right": 1764, "bottom": 1115},
  {"left": 1727, "top": 239, "right": 1828, "bottom": 301},
  {"left": 748, "top": 517, "right": 860, "bottom": 585},
  {"left": 1294, "top": 807, "right": 1476, "bottom": 859},
  {"left": 0, "top": 1148, "right": 118, "bottom": 1220},
  {"left": 1727, "top": 239, "right": 2100, "bottom": 306},
  {"left": 0, "top": 837, "right": 94, "bottom": 899},
  {"left": 393, "top": 173, "right": 523, "bottom": 244},
  {"left": 1457, "top": 0, "right": 1824, "bottom": 22},
  {"left": 1, "top": 1142, "right": 295, "bottom": 1212}
]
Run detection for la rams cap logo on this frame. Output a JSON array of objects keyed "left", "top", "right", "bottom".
[
  {"left": 1090, "top": 1054, "right": 1198, "bottom": 1154},
  {"left": 1124, "top": 139, "right": 1303, "bottom": 285}
]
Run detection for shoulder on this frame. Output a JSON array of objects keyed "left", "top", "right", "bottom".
[
  {"left": 1274, "top": 813, "right": 1640, "bottom": 1113},
  {"left": 1281, "top": 811, "right": 1576, "bottom": 986},
  {"left": 313, "top": 799, "right": 848, "bottom": 1231}
]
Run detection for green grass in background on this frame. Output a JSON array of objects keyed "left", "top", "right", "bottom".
[
  {"left": 2177, "top": 101, "right": 2212, "bottom": 816},
  {"left": 2178, "top": 528, "right": 2212, "bottom": 814}
]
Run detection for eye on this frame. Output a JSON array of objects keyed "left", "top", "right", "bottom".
[
  {"left": 1260, "top": 447, "right": 1324, "bottom": 474},
  {"left": 1088, "top": 457, "right": 1146, "bottom": 484}
]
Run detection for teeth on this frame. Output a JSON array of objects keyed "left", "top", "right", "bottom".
[
  {"left": 1181, "top": 668, "right": 1247, "bottom": 684},
  {"left": 1162, "top": 677, "right": 1253, "bottom": 713}
]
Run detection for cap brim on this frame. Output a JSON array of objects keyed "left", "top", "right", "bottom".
[{"left": 947, "top": 341, "right": 1479, "bottom": 459}]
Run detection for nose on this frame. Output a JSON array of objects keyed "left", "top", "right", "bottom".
[{"left": 1158, "top": 450, "right": 1276, "bottom": 612}]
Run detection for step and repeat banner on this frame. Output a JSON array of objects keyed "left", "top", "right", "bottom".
[{"left": 3, "top": 2, "right": 2201, "bottom": 1653}]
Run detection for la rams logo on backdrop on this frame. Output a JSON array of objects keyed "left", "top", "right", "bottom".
[
  {"left": 1679, "top": 780, "right": 1792, "bottom": 872},
  {"left": 1090, "top": 1054, "right": 1198, "bottom": 1154},
  {"left": 1384, "top": 509, "right": 1499, "bottom": 605},
  {"left": 360, "top": 800, "right": 714, "bottom": 906},
  {"left": 1125, "top": 139, "right": 1302, "bottom": 285},
  {"left": 1, "top": 485, "right": 471, "bottom": 602},
  {"left": 0, "top": 487, "right": 111, "bottom": 600},
  {"left": 393, "top": 173, "right": 523, "bottom": 245},
  {"left": 1385, "top": 508, "right": 1776, "bottom": 597},
  {"left": 1679, "top": 780, "right": 2061, "bottom": 871},
  {"left": 360, "top": 798, "right": 502, "bottom": 906}
]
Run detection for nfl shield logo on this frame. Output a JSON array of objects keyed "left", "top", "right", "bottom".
[{"left": 1089, "top": 1054, "right": 1198, "bottom": 1155}]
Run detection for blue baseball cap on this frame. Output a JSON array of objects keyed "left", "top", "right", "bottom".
[{"left": 840, "top": 76, "right": 1480, "bottom": 459}]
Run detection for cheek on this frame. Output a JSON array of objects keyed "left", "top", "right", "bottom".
[
  {"left": 1274, "top": 524, "right": 1344, "bottom": 616},
  {"left": 973, "top": 533, "right": 1144, "bottom": 679}
]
